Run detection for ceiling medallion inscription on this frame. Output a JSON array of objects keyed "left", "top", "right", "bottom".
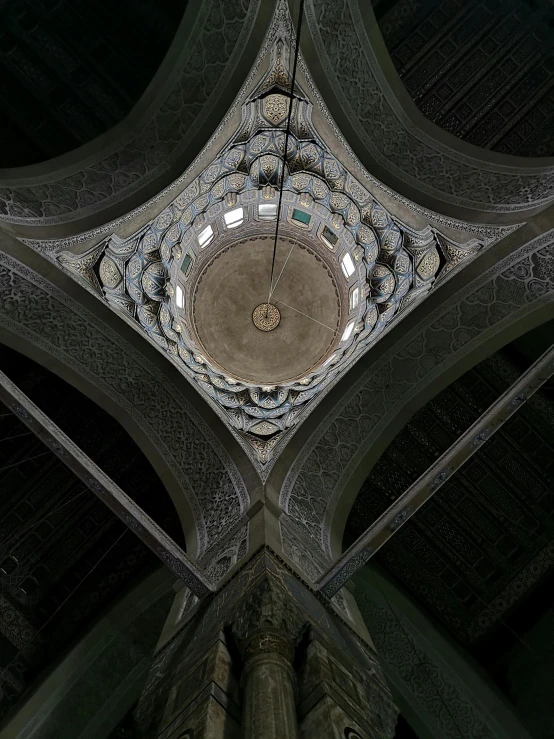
[{"left": 253, "top": 303, "right": 281, "bottom": 332}]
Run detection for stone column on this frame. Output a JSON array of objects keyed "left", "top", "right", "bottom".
[
  {"left": 132, "top": 551, "right": 397, "bottom": 739},
  {"left": 232, "top": 580, "right": 306, "bottom": 739}
]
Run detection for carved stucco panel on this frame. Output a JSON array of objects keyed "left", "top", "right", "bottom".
[
  {"left": 281, "top": 230, "right": 554, "bottom": 556},
  {"left": 305, "top": 0, "right": 554, "bottom": 212},
  {"left": 356, "top": 582, "right": 512, "bottom": 739},
  {"left": 0, "top": 252, "right": 249, "bottom": 554}
]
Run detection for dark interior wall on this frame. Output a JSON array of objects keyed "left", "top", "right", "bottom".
[
  {"left": 372, "top": 0, "right": 554, "bottom": 157},
  {"left": 0, "top": 0, "right": 188, "bottom": 166},
  {"left": 344, "top": 323, "right": 554, "bottom": 737}
]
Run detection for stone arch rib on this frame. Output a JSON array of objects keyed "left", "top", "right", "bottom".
[
  {"left": 280, "top": 228, "right": 554, "bottom": 558},
  {"left": 0, "top": 251, "right": 250, "bottom": 557}
]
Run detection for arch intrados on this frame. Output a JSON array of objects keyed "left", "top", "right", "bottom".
[
  {"left": 0, "top": 325, "right": 200, "bottom": 555},
  {"left": 328, "top": 306, "right": 554, "bottom": 559}
]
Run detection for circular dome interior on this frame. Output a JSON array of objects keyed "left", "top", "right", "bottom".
[{"left": 192, "top": 236, "right": 341, "bottom": 384}]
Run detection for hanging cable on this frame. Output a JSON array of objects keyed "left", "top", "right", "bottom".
[
  {"left": 269, "top": 235, "right": 297, "bottom": 301},
  {"left": 273, "top": 298, "right": 337, "bottom": 333},
  {"left": 0, "top": 431, "right": 33, "bottom": 443},
  {"left": 0, "top": 451, "right": 50, "bottom": 473},
  {"left": 267, "top": 0, "right": 305, "bottom": 307},
  {"left": 40, "top": 529, "right": 128, "bottom": 632},
  {"left": 0, "top": 489, "right": 86, "bottom": 552}
]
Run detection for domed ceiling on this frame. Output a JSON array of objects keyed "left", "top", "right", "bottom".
[
  {"left": 55, "top": 3, "right": 517, "bottom": 471},
  {"left": 192, "top": 235, "right": 341, "bottom": 385}
]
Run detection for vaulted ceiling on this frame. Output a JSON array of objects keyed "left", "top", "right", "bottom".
[
  {"left": 373, "top": 0, "right": 554, "bottom": 157},
  {"left": 0, "top": 0, "right": 552, "bottom": 734},
  {"left": 0, "top": 347, "right": 184, "bottom": 721},
  {"left": 345, "top": 323, "right": 554, "bottom": 732}
]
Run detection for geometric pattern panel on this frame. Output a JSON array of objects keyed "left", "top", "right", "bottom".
[
  {"left": 0, "top": 373, "right": 170, "bottom": 722},
  {"left": 0, "top": 0, "right": 183, "bottom": 167},
  {"left": 374, "top": 0, "right": 554, "bottom": 157}
]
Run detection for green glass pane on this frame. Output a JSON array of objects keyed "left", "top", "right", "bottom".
[
  {"left": 292, "top": 208, "right": 311, "bottom": 225},
  {"left": 322, "top": 226, "right": 338, "bottom": 246},
  {"left": 181, "top": 254, "right": 192, "bottom": 274}
]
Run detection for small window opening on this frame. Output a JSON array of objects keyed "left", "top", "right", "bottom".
[
  {"left": 341, "top": 252, "right": 355, "bottom": 279},
  {"left": 342, "top": 321, "right": 355, "bottom": 342},
  {"left": 224, "top": 207, "right": 244, "bottom": 228},
  {"left": 292, "top": 208, "right": 311, "bottom": 225},
  {"left": 198, "top": 224, "right": 214, "bottom": 248},
  {"left": 322, "top": 226, "right": 338, "bottom": 248},
  {"left": 180, "top": 253, "right": 192, "bottom": 275},
  {"left": 259, "top": 203, "right": 278, "bottom": 220},
  {"left": 176, "top": 285, "right": 185, "bottom": 309},
  {"left": 349, "top": 286, "right": 359, "bottom": 311}
]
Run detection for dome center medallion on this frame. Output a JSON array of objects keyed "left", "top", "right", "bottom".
[{"left": 252, "top": 303, "right": 281, "bottom": 332}]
